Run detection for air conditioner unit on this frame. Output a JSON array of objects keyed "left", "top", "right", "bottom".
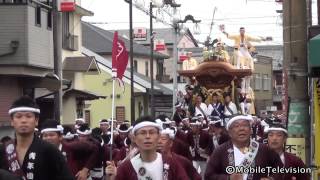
[{"left": 65, "top": 35, "right": 79, "bottom": 51}]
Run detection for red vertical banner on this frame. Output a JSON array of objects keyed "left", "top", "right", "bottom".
[{"left": 112, "top": 31, "right": 129, "bottom": 80}]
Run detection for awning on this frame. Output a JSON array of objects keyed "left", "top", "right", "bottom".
[
  {"left": 309, "top": 34, "right": 320, "bottom": 76},
  {"left": 63, "top": 56, "right": 100, "bottom": 74},
  {"left": 75, "top": 5, "right": 94, "bottom": 17},
  {"left": 63, "top": 89, "right": 106, "bottom": 100},
  {"left": 20, "top": 73, "right": 70, "bottom": 91}
]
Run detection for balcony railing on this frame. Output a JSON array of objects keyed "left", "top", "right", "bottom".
[
  {"left": 273, "top": 85, "right": 283, "bottom": 102},
  {"left": 273, "top": 85, "right": 283, "bottom": 95}
]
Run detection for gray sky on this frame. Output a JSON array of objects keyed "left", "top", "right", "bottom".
[{"left": 81, "top": 0, "right": 318, "bottom": 46}]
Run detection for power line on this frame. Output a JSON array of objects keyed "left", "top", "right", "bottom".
[
  {"left": 199, "top": 22, "right": 281, "bottom": 26},
  {"left": 199, "top": 15, "right": 279, "bottom": 21},
  {"left": 247, "top": 0, "right": 278, "bottom": 2},
  {"left": 86, "top": 21, "right": 282, "bottom": 25}
]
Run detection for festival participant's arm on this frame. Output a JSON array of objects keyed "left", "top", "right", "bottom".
[
  {"left": 222, "top": 30, "right": 237, "bottom": 40},
  {"left": 204, "top": 149, "right": 229, "bottom": 180},
  {"left": 224, "top": 51, "right": 230, "bottom": 62},
  {"left": 174, "top": 159, "right": 190, "bottom": 180},
  {"left": 105, "top": 161, "right": 117, "bottom": 180},
  {"left": 68, "top": 141, "right": 99, "bottom": 171},
  {"left": 114, "top": 161, "right": 134, "bottom": 180},
  {"left": 48, "top": 145, "right": 75, "bottom": 180},
  {"left": 268, "top": 148, "right": 284, "bottom": 180},
  {"left": 0, "top": 145, "right": 7, "bottom": 169},
  {"left": 294, "top": 156, "right": 311, "bottom": 180},
  {"left": 247, "top": 35, "right": 262, "bottom": 42}
]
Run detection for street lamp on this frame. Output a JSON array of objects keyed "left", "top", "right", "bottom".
[
  {"left": 150, "top": 1, "right": 155, "bottom": 117},
  {"left": 171, "top": 14, "right": 201, "bottom": 114},
  {"left": 149, "top": 0, "right": 180, "bottom": 118},
  {"left": 124, "top": 0, "right": 135, "bottom": 123}
]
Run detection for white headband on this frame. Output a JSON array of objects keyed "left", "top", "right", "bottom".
[
  {"left": 266, "top": 127, "right": 288, "bottom": 134},
  {"left": 99, "top": 121, "right": 109, "bottom": 125},
  {"left": 209, "top": 119, "right": 222, "bottom": 125},
  {"left": 63, "top": 132, "right": 76, "bottom": 140},
  {"left": 163, "top": 119, "right": 173, "bottom": 125},
  {"left": 77, "top": 129, "right": 92, "bottom": 135},
  {"left": 182, "top": 118, "right": 189, "bottom": 122},
  {"left": 117, "top": 125, "right": 133, "bottom": 133},
  {"left": 75, "top": 118, "right": 85, "bottom": 123},
  {"left": 226, "top": 115, "right": 253, "bottom": 130},
  {"left": 132, "top": 121, "right": 163, "bottom": 134},
  {"left": 175, "top": 102, "right": 182, "bottom": 108},
  {"left": 8, "top": 107, "right": 40, "bottom": 115},
  {"left": 41, "top": 125, "right": 64, "bottom": 134},
  {"left": 190, "top": 121, "right": 202, "bottom": 126},
  {"left": 161, "top": 128, "right": 175, "bottom": 139}
]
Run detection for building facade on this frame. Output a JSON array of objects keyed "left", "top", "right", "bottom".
[{"left": 0, "top": 0, "right": 57, "bottom": 135}]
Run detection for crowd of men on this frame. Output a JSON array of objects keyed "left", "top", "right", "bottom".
[{"left": 0, "top": 96, "right": 311, "bottom": 180}]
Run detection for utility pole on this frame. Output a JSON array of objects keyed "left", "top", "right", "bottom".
[
  {"left": 150, "top": 2, "right": 155, "bottom": 118},
  {"left": 318, "top": 0, "right": 320, "bottom": 25},
  {"left": 172, "top": 26, "right": 178, "bottom": 114},
  {"left": 129, "top": 0, "right": 135, "bottom": 122},
  {"left": 283, "top": 0, "right": 309, "bottom": 164},
  {"left": 52, "top": 0, "right": 62, "bottom": 122}
]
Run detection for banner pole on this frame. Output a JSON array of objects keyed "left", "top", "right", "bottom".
[{"left": 110, "top": 69, "right": 117, "bottom": 161}]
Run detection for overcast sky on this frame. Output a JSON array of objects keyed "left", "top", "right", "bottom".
[{"left": 81, "top": 0, "right": 318, "bottom": 46}]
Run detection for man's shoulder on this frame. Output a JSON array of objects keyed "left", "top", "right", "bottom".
[
  {"left": 284, "top": 152, "right": 305, "bottom": 165},
  {"left": 258, "top": 143, "right": 271, "bottom": 150},
  {"left": 258, "top": 143, "right": 278, "bottom": 156},
  {"left": 0, "top": 143, "right": 4, "bottom": 151},
  {"left": 172, "top": 153, "right": 190, "bottom": 164},
  {"left": 35, "top": 137, "right": 61, "bottom": 153},
  {"left": 119, "top": 158, "right": 132, "bottom": 167},
  {"left": 200, "top": 130, "right": 210, "bottom": 137},
  {"left": 230, "top": 102, "right": 237, "bottom": 106},
  {"left": 213, "top": 141, "right": 231, "bottom": 154}
]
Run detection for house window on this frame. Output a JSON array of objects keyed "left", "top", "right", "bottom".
[
  {"left": 76, "top": 99, "right": 84, "bottom": 118},
  {"left": 62, "top": 12, "right": 74, "bottom": 49},
  {"left": 157, "top": 59, "right": 164, "bottom": 77},
  {"left": 116, "top": 106, "right": 125, "bottom": 122},
  {"left": 47, "top": 10, "right": 52, "bottom": 29},
  {"left": 138, "top": 101, "right": 143, "bottom": 116},
  {"left": 263, "top": 74, "right": 271, "bottom": 91},
  {"left": 254, "top": 74, "right": 262, "bottom": 90},
  {"left": 145, "top": 61, "right": 149, "bottom": 77},
  {"left": 134, "top": 60, "right": 138, "bottom": 72},
  {"left": 85, "top": 110, "right": 91, "bottom": 126},
  {"left": 35, "top": 6, "right": 41, "bottom": 26}
]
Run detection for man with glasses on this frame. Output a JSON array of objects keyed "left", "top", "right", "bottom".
[
  {"left": 205, "top": 115, "right": 283, "bottom": 180},
  {"left": 113, "top": 116, "right": 188, "bottom": 180}
]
